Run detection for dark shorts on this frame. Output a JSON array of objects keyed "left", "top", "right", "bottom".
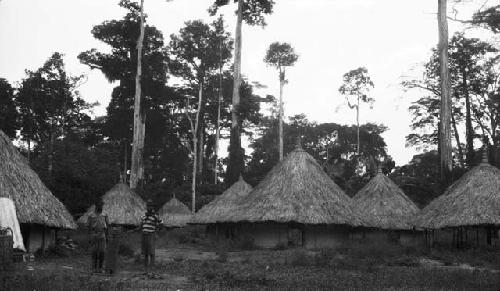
[
  {"left": 91, "top": 236, "right": 106, "bottom": 253},
  {"left": 142, "top": 233, "right": 155, "bottom": 256}
]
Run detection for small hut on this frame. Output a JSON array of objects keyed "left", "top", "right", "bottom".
[
  {"left": 191, "top": 176, "right": 253, "bottom": 239},
  {"left": 0, "top": 130, "right": 76, "bottom": 252},
  {"left": 352, "top": 168, "right": 421, "bottom": 245},
  {"left": 159, "top": 197, "right": 192, "bottom": 228},
  {"left": 415, "top": 150, "right": 500, "bottom": 247},
  {"left": 78, "top": 183, "right": 146, "bottom": 226},
  {"left": 227, "top": 144, "right": 363, "bottom": 249}
]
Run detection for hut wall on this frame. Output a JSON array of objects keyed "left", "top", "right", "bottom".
[
  {"left": 399, "top": 230, "right": 424, "bottom": 247},
  {"left": 206, "top": 223, "right": 237, "bottom": 241},
  {"left": 21, "top": 225, "right": 55, "bottom": 253},
  {"left": 240, "top": 222, "right": 288, "bottom": 249},
  {"left": 304, "top": 225, "right": 349, "bottom": 249},
  {"left": 351, "top": 229, "right": 424, "bottom": 247},
  {"left": 430, "top": 227, "right": 500, "bottom": 248}
]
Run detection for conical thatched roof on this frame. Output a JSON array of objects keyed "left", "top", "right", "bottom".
[
  {"left": 416, "top": 154, "right": 500, "bottom": 229},
  {"left": 352, "top": 170, "right": 420, "bottom": 230},
  {"left": 228, "top": 146, "right": 363, "bottom": 225},
  {"left": 159, "top": 197, "right": 192, "bottom": 228},
  {"left": 191, "top": 176, "right": 253, "bottom": 224},
  {"left": 78, "top": 183, "right": 146, "bottom": 226},
  {"left": 0, "top": 130, "right": 76, "bottom": 229}
]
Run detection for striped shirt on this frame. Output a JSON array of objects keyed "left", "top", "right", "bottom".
[{"left": 141, "top": 213, "right": 162, "bottom": 233}]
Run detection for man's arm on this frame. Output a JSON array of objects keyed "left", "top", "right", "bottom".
[
  {"left": 105, "top": 216, "right": 110, "bottom": 242},
  {"left": 87, "top": 216, "right": 92, "bottom": 243}
]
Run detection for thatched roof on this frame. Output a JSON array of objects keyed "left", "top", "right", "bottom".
[
  {"left": 191, "top": 176, "right": 253, "bottom": 224},
  {"left": 352, "top": 169, "right": 420, "bottom": 230},
  {"left": 415, "top": 153, "right": 500, "bottom": 229},
  {"left": 0, "top": 130, "right": 76, "bottom": 229},
  {"left": 78, "top": 183, "right": 146, "bottom": 226},
  {"left": 159, "top": 197, "right": 192, "bottom": 228},
  {"left": 227, "top": 145, "right": 363, "bottom": 225}
]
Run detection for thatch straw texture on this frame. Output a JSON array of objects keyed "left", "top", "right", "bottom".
[
  {"left": 352, "top": 171, "right": 420, "bottom": 230},
  {"left": 0, "top": 130, "right": 76, "bottom": 229},
  {"left": 228, "top": 146, "right": 363, "bottom": 225},
  {"left": 159, "top": 198, "right": 192, "bottom": 228},
  {"left": 415, "top": 162, "right": 500, "bottom": 229},
  {"left": 78, "top": 183, "right": 146, "bottom": 226},
  {"left": 191, "top": 177, "right": 253, "bottom": 224}
]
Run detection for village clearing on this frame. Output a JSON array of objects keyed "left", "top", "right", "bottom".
[{"left": 1, "top": 228, "right": 499, "bottom": 291}]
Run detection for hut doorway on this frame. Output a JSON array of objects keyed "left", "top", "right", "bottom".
[{"left": 288, "top": 224, "right": 304, "bottom": 247}]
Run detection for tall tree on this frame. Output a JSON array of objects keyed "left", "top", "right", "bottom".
[
  {"left": 438, "top": 0, "right": 453, "bottom": 186},
  {"left": 338, "top": 67, "right": 374, "bottom": 156},
  {"left": 0, "top": 78, "right": 18, "bottom": 139},
  {"left": 16, "top": 53, "right": 92, "bottom": 180},
  {"left": 130, "top": 0, "right": 146, "bottom": 189},
  {"left": 78, "top": 0, "right": 182, "bottom": 189},
  {"left": 209, "top": 0, "right": 275, "bottom": 186},
  {"left": 404, "top": 33, "right": 497, "bottom": 168},
  {"left": 169, "top": 19, "right": 233, "bottom": 212},
  {"left": 264, "top": 42, "right": 298, "bottom": 160}
]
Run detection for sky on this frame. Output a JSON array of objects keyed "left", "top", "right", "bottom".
[{"left": 0, "top": 0, "right": 494, "bottom": 165}]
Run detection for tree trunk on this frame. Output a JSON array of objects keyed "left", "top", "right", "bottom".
[
  {"left": 462, "top": 69, "right": 474, "bottom": 168},
  {"left": 130, "top": 0, "right": 146, "bottom": 190},
  {"left": 191, "top": 136, "right": 198, "bottom": 213},
  {"left": 123, "top": 138, "right": 128, "bottom": 183},
  {"left": 198, "top": 124, "right": 204, "bottom": 180},
  {"left": 214, "top": 38, "right": 223, "bottom": 184},
  {"left": 279, "top": 68, "right": 284, "bottom": 161},
  {"left": 451, "top": 111, "right": 465, "bottom": 168},
  {"left": 227, "top": 0, "right": 244, "bottom": 186},
  {"left": 191, "top": 83, "right": 204, "bottom": 213},
  {"left": 356, "top": 97, "right": 360, "bottom": 156},
  {"left": 438, "top": 0, "right": 453, "bottom": 187}
]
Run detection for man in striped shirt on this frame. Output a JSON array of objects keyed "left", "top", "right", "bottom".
[{"left": 141, "top": 199, "right": 162, "bottom": 272}]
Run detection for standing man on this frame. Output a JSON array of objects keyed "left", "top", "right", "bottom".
[
  {"left": 141, "top": 199, "right": 162, "bottom": 273},
  {"left": 88, "top": 200, "right": 108, "bottom": 273}
]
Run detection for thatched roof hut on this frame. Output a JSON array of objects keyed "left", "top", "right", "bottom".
[
  {"left": 416, "top": 152, "right": 500, "bottom": 229},
  {"left": 191, "top": 176, "right": 253, "bottom": 224},
  {"left": 78, "top": 183, "right": 146, "bottom": 226},
  {"left": 159, "top": 197, "right": 192, "bottom": 228},
  {"left": 228, "top": 145, "right": 363, "bottom": 226},
  {"left": 352, "top": 169, "right": 420, "bottom": 230},
  {"left": 0, "top": 130, "right": 76, "bottom": 229}
]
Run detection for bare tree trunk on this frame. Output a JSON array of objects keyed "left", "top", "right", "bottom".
[
  {"left": 191, "top": 84, "right": 203, "bottom": 213},
  {"left": 356, "top": 97, "right": 360, "bottom": 156},
  {"left": 130, "top": 0, "right": 146, "bottom": 190},
  {"left": 227, "top": 0, "right": 244, "bottom": 185},
  {"left": 198, "top": 124, "right": 204, "bottom": 179},
  {"left": 438, "top": 0, "right": 453, "bottom": 186},
  {"left": 279, "top": 68, "right": 284, "bottom": 161},
  {"left": 123, "top": 138, "right": 128, "bottom": 184},
  {"left": 462, "top": 69, "right": 474, "bottom": 168},
  {"left": 214, "top": 56, "right": 222, "bottom": 184}
]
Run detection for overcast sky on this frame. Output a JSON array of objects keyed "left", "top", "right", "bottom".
[{"left": 0, "top": 0, "right": 494, "bottom": 165}]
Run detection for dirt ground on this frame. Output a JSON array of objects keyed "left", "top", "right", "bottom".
[{"left": 1, "top": 228, "right": 500, "bottom": 290}]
